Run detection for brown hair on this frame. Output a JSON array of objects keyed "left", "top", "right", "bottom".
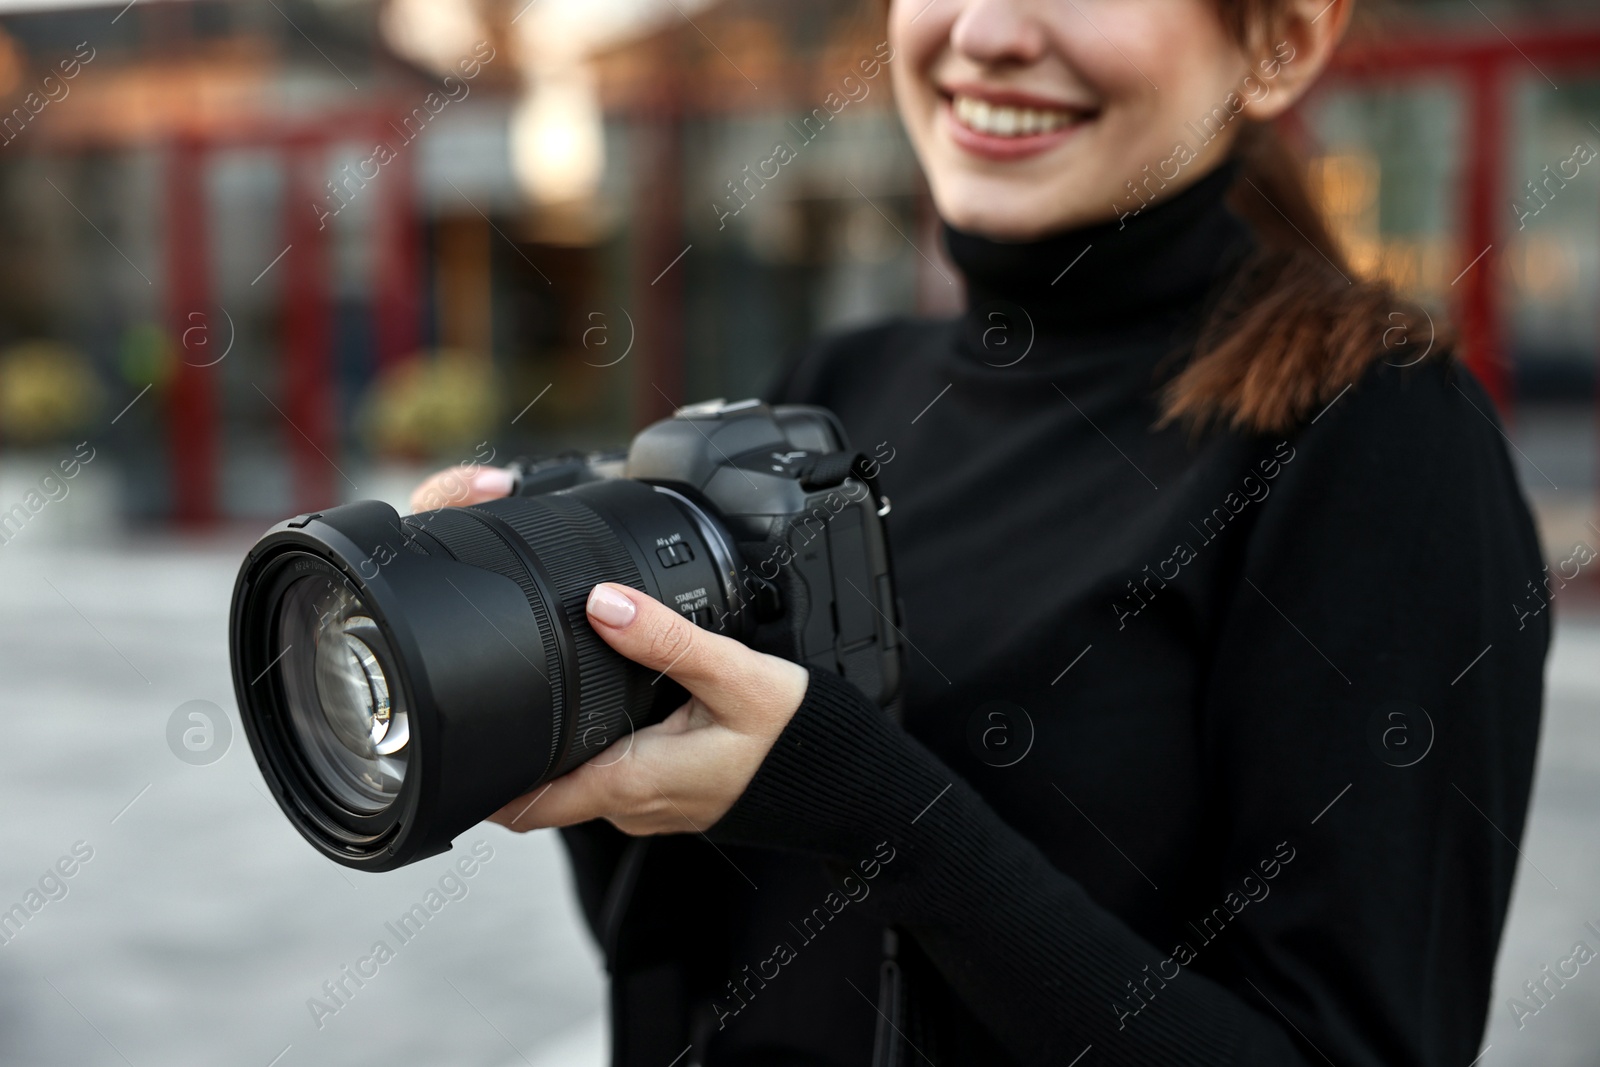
[{"left": 1159, "top": 0, "right": 1450, "bottom": 434}]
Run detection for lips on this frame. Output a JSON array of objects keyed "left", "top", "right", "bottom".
[{"left": 940, "top": 87, "right": 1095, "bottom": 161}]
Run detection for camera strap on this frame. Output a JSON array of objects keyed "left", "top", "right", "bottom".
[
  {"left": 797, "top": 451, "right": 892, "bottom": 518},
  {"left": 871, "top": 928, "right": 907, "bottom": 1067},
  {"left": 796, "top": 452, "right": 912, "bottom": 1065}
]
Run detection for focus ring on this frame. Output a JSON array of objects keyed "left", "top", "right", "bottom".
[
  {"left": 402, "top": 508, "right": 565, "bottom": 778},
  {"left": 477, "top": 494, "right": 651, "bottom": 779}
]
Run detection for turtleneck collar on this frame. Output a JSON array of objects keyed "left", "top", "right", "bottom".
[{"left": 944, "top": 161, "right": 1254, "bottom": 357}]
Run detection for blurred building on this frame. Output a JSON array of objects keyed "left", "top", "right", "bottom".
[{"left": 0, "top": 0, "right": 1592, "bottom": 545}]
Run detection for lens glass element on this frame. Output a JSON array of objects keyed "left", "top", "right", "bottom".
[{"left": 276, "top": 575, "right": 409, "bottom": 814}]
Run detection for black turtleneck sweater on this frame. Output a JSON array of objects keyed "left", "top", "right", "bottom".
[{"left": 560, "top": 165, "right": 1549, "bottom": 1067}]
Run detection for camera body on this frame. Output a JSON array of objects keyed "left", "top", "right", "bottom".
[
  {"left": 510, "top": 397, "right": 902, "bottom": 715},
  {"left": 230, "top": 398, "right": 902, "bottom": 870}
]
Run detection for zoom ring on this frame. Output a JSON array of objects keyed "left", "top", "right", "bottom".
[
  {"left": 477, "top": 494, "right": 651, "bottom": 779},
  {"left": 402, "top": 508, "right": 566, "bottom": 779}
]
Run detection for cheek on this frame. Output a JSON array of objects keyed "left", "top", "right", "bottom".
[
  {"left": 1050, "top": 2, "right": 1158, "bottom": 97},
  {"left": 1081, "top": 1, "right": 1240, "bottom": 128},
  {"left": 889, "top": 0, "right": 948, "bottom": 57},
  {"left": 1055, "top": 2, "right": 1248, "bottom": 191},
  {"left": 888, "top": 1, "right": 948, "bottom": 137}
]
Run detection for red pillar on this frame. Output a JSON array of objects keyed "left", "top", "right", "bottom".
[
  {"left": 281, "top": 137, "right": 338, "bottom": 511},
  {"left": 1459, "top": 56, "right": 1511, "bottom": 412},
  {"left": 165, "top": 136, "right": 219, "bottom": 526}
]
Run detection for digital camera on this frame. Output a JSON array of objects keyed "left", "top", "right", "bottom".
[{"left": 229, "top": 398, "right": 902, "bottom": 870}]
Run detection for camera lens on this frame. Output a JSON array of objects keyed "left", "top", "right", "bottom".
[
  {"left": 231, "top": 481, "right": 750, "bottom": 871},
  {"left": 276, "top": 576, "right": 409, "bottom": 815}
]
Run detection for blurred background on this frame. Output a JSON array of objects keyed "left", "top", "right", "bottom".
[{"left": 0, "top": 0, "right": 1596, "bottom": 1063}]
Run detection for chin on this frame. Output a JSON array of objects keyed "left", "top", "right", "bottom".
[{"left": 933, "top": 176, "right": 1111, "bottom": 242}]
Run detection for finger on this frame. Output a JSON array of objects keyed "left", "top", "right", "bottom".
[
  {"left": 488, "top": 782, "right": 561, "bottom": 832},
  {"left": 499, "top": 768, "right": 621, "bottom": 831},
  {"left": 408, "top": 465, "right": 514, "bottom": 514},
  {"left": 488, "top": 726, "right": 663, "bottom": 832},
  {"left": 585, "top": 583, "right": 807, "bottom": 717}
]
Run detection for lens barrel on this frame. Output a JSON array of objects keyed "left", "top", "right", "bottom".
[{"left": 230, "top": 479, "right": 748, "bottom": 870}]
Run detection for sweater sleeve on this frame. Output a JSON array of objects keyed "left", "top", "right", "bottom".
[{"left": 707, "top": 357, "right": 1548, "bottom": 1066}]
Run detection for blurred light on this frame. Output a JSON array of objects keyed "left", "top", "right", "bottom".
[
  {"left": 503, "top": 0, "right": 721, "bottom": 209},
  {"left": 1511, "top": 234, "right": 1578, "bottom": 302},
  {"left": 380, "top": 0, "right": 488, "bottom": 78},
  {"left": 0, "top": 28, "right": 22, "bottom": 99},
  {"left": 510, "top": 65, "right": 604, "bottom": 205},
  {"left": 1312, "top": 153, "right": 1380, "bottom": 224},
  {"left": 512, "top": 0, "right": 720, "bottom": 63},
  {"left": 0, "top": 341, "right": 103, "bottom": 444},
  {"left": 1311, "top": 151, "right": 1383, "bottom": 280}
]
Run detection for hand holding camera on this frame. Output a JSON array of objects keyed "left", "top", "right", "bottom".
[
  {"left": 486, "top": 580, "right": 809, "bottom": 836},
  {"left": 229, "top": 399, "right": 902, "bottom": 870},
  {"left": 409, "top": 461, "right": 812, "bottom": 836}
]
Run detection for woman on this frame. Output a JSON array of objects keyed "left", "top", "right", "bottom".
[{"left": 415, "top": 0, "right": 1549, "bottom": 1062}]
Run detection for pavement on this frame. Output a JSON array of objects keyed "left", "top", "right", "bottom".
[
  {"left": 0, "top": 533, "right": 608, "bottom": 1067},
  {"left": 0, "top": 530, "right": 1595, "bottom": 1067}
]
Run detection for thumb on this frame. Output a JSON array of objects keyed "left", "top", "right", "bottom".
[{"left": 584, "top": 582, "right": 802, "bottom": 716}]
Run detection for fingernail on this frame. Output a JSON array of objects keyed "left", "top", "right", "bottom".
[
  {"left": 471, "top": 467, "right": 515, "bottom": 496},
  {"left": 587, "top": 583, "right": 637, "bottom": 628}
]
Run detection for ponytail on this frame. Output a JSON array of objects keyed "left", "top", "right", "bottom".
[{"left": 1158, "top": 8, "right": 1451, "bottom": 435}]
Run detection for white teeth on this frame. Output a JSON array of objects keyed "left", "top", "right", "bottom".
[{"left": 952, "top": 94, "right": 1077, "bottom": 138}]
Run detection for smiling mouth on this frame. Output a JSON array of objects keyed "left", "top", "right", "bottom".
[{"left": 949, "top": 92, "right": 1090, "bottom": 138}]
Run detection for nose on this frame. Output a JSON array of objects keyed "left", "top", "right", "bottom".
[{"left": 949, "top": 0, "right": 1049, "bottom": 66}]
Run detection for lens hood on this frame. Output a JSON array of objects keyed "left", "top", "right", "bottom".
[{"left": 231, "top": 500, "right": 559, "bottom": 871}]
